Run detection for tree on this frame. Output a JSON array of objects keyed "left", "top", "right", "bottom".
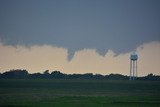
[
  {"left": 1, "top": 69, "right": 28, "bottom": 78},
  {"left": 43, "top": 70, "right": 49, "bottom": 74},
  {"left": 51, "top": 71, "right": 65, "bottom": 79}
]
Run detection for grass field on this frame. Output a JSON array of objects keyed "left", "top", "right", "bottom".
[{"left": 0, "top": 79, "right": 160, "bottom": 107}]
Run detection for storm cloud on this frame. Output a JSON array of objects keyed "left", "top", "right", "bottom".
[{"left": 0, "top": 0, "right": 160, "bottom": 60}]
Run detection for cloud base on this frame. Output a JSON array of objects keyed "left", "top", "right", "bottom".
[{"left": 0, "top": 41, "right": 160, "bottom": 76}]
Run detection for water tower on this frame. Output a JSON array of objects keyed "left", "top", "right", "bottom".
[{"left": 130, "top": 52, "right": 138, "bottom": 80}]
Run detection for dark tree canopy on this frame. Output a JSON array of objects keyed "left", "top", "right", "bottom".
[
  {"left": 0, "top": 69, "right": 160, "bottom": 81},
  {"left": 0, "top": 69, "right": 28, "bottom": 79}
]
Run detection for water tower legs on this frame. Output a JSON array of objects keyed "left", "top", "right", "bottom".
[{"left": 130, "top": 60, "right": 137, "bottom": 80}]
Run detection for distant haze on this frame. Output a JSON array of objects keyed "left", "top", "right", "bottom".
[{"left": 0, "top": 0, "right": 160, "bottom": 75}]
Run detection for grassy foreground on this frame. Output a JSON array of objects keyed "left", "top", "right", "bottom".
[{"left": 0, "top": 79, "right": 160, "bottom": 107}]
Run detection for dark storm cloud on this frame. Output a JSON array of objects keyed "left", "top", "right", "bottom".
[{"left": 0, "top": 0, "right": 160, "bottom": 60}]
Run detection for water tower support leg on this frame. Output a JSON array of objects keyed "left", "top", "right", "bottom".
[
  {"left": 136, "top": 60, "right": 137, "bottom": 78},
  {"left": 133, "top": 61, "right": 135, "bottom": 80},
  {"left": 130, "top": 60, "right": 132, "bottom": 80}
]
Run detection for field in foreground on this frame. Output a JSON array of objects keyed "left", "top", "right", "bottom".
[{"left": 0, "top": 79, "right": 160, "bottom": 107}]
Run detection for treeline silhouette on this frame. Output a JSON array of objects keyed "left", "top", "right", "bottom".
[{"left": 0, "top": 69, "right": 160, "bottom": 81}]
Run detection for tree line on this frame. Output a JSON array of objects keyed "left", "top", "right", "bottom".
[{"left": 0, "top": 69, "right": 160, "bottom": 81}]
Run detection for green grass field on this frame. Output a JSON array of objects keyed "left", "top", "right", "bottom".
[{"left": 0, "top": 79, "right": 160, "bottom": 107}]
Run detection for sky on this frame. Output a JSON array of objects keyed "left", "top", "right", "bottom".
[{"left": 0, "top": 0, "right": 160, "bottom": 76}]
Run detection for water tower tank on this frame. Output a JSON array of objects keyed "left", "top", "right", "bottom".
[{"left": 130, "top": 52, "right": 138, "bottom": 61}]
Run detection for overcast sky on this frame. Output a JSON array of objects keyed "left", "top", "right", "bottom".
[{"left": 0, "top": 0, "right": 160, "bottom": 75}]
